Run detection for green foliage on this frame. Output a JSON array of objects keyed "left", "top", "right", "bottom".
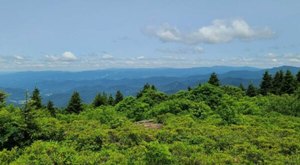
[
  {"left": 260, "top": 71, "right": 273, "bottom": 95},
  {"left": 92, "top": 92, "right": 108, "bottom": 107},
  {"left": 208, "top": 72, "right": 220, "bottom": 86},
  {"left": 0, "top": 91, "right": 6, "bottom": 107},
  {"left": 272, "top": 70, "right": 284, "bottom": 95},
  {"left": 66, "top": 91, "right": 83, "bottom": 114},
  {"left": 30, "top": 87, "right": 43, "bottom": 109},
  {"left": 1, "top": 73, "right": 300, "bottom": 164},
  {"left": 46, "top": 100, "right": 56, "bottom": 117},
  {"left": 282, "top": 70, "right": 297, "bottom": 94},
  {"left": 114, "top": 90, "right": 124, "bottom": 105},
  {"left": 190, "top": 83, "right": 223, "bottom": 109},
  {"left": 246, "top": 83, "right": 257, "bottom": 97}
]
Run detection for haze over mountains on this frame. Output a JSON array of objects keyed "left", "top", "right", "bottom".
[{"left": 0, "top": 65, "right": 299, "bottom": 106}]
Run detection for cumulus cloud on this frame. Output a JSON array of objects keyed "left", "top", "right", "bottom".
[
  {"left": 145, "top": 19, "right": 274, "bottom": 44},
  {"left": 46, "top": 51, "right": 78, "bottom": 62}
]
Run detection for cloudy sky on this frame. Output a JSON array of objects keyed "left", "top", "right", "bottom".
[{"left": 0, "top": 0, "right": 300, "bottom": 71}]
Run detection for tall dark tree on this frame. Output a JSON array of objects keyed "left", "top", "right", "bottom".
[
  {"left": 296, "top": 70, "right": 300, "bottom": 83},
  {"left": 46, "top": 100, "right": 56, "bottom": 117},
  {"left": 208, "top": 72, "right": 220, "bottom": 86},
  {"left": 66, "top": 91, "right": 83, "bottom": 114},
  {"left": 114, "top": 90, "right": 124, "bottom": 105},
  {"left": 282, "top": 70, "right": 297, "bottom": 94},
  {"left": 246, "top": 83, "right": 257, "bottom": 97},
  {"left": 260, "top": 71, "right": 273, "bottom": 95},
  {"left": 272, "top": 70, "right": 284, "bottom": 95},
  {"left": 31, "top": 87, "right": 42, "bottom": 109},
  {"left": 92, "top": 92, "right": 108, "bottom": 107},
  {"left": 108, "top": 94, "right": 114, "bottom": 106}
]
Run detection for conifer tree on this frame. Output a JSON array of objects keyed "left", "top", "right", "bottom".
[
  {"left": 282, "top": 70, "right": 297, "bottom": 94},
  {"left": 66, "top": 91, "right": 83, "bottom": 114},
  {"left": 108, "top": 94, "right": 114, "bottom": 106},
  {"left": 208, "top": 72, "right": 220, "bottom": 86},
  {"left": 114, "top": 90, "right": 124, "bottom": 105},
  {"left": 297, "top": 70, "right": 300, "bottom": 83},
  {"left": 239, "top": 83, "right": 245, "bottom": 91},
  {"left": 46, "top": 100, "right": 56, "bottom": 117},
  {"left": 272, "top": 70, "right": 284, "bottom": 95},
  {"left": 92, "top": 93, "right": 108, "bottom": 107},
  {"left": 260, "top": 71, "right": 273, "bottom": 95},
  {"left": 246, "top": 83, "right": 257, "bottom": 97},
  {"left": 31, "top": 87, "right": 42, "bottom": 109}
]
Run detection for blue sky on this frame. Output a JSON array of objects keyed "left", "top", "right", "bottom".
[{"left": 0, "top": 0, "right": 300, "bottom": 71}]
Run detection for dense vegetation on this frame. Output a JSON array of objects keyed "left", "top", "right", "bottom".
[{"left": 0, "top": 70, "right": 300, "bottom": 164}]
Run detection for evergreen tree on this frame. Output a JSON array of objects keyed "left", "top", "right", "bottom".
[
  {"left": 31, "top": 87, "right": 42, "bottom": 109},
  {"left": 246, "top": 83, "right": 257, "bottom": 97},
  {"left": 260, "top": 71, "right": 273, "bottom": 95},
  {"left": 187, "top": 86, "right": 192, "bottom": 91},
  {"left": 92, "top": 92, "right": 108, "bottom": 107},
  {"left": 208, "top": 72, "right": 220, "bottom": 86},
  {"left": 108, "top": 94, "right": 114, "bottom": 106},
  {"left": 282, "top": 70, "right": 297, "bottom": 94},
  {"left": 114, "top": 90, "right": 124, "bottom": 105},
  {"left": 239, "top": 83, "right": 245, "bottom": 91},
  {"left": 46, "top": 100, "right": 56, "bottom": 117},
  {"left": 297, "top": 70, "right": 300, "bottom": 83},
  {"left": 272, "top": 70, "right": 284, "bottom": 95},
  {"left": 66, "top": 91, "right": 83, "bottom": 114}
]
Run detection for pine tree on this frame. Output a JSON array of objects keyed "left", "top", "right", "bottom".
[
  {"left": 239, "top": 83, "right": 245, "bottom": 91},
  {"left": 246, "top": 83, "right": 257, "bottom": 97},
  {"left": 46, "top": 100, "right": 56, "bottom": 117},
  {"left": 108, "top": 94, "right": 114, "bottom": 106},
  {"left": 272, "top": 70, "right": 284, "bottom": 95},
  {"left": 31, "top": 87, "right": 42, "bottom": 109},
  {"left": 260, "top": 71, "right": 273, "bottom": 95},
  {"left": 114, "top": 90, "right": 124, "bottom": 105},
  {"left": 66, "top": 91, "right": 83, "bottom": 114},
  {"left": 208, "top": 72, "right": 220, "bottom": 86},
  {"left": 297, "top": 70, "right": 300, "bottom": 83},
  {"left": 282, "top": 70, "right": 297, "bottom": 94},
  {"left": 92, "top": 93, "right": 108, "bottom": 107}
]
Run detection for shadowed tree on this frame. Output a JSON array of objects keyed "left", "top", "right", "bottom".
[
  {"left": 260, "top": 71, "right": 273, "bottom": 95},
  {"left": 108, "top": 94, "right": 114, "bottom": 106},
  {"left": 92, "top": 92, "right": 108, "bottom": 107},
  {"left": 66, "top": 91, "right": 83, "bottom": 114},
  {"left": 31, "top": 87, "right": 42, "bottom": 109},
  {"left": 297, "top": 70, "right": 300, "bottom": 83},
  {"left": 272, "top": 70, "right": 284, "bottom": 95},
  {"left": 114, "top": 90, "right": 124, "bottom": 105},
  {"left": 208, "top": 72, "right": 220, "bottom": 86},
  {"left": 46, "top": 100, "right": 56, "bottom": 117},
  {"left": 246, "top": 83, "right": 257, "bottom": 97},
  {"left": 282, "top": 70, "right": 297, "bottom": 94}
]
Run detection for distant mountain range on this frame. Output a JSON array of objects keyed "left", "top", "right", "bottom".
[{"left": 0, "top": 66, "right": 299, "bottom": 107}]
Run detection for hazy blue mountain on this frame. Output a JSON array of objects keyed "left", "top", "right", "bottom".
[{"left": 0, "top": 66, "right": 298, "bottom": 107}]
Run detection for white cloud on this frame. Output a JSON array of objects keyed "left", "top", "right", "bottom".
[
  {"left": 14, "top": 55, "right": 24, "bottom": 60},
  {"left": 145, "top": 19, "right": 274, "bottom": 44},
  {"left": 46, "top": 51, "right": 78, "bottom": 62},
  {"left": 62, "top": 51, "right": 77, "bottom": 61}
]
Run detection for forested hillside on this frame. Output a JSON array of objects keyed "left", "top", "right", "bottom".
[{"left": 0, "top": 70, "right": 300, "bottom": 164}]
